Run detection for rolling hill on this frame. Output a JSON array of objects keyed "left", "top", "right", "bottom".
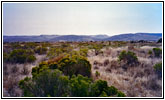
[{"left": 3, "top": 33, "right": 162, "bottom": 42}]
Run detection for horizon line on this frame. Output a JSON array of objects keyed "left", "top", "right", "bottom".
[{"left": 3, "top": 32, "right": 162, "bottom": 36}]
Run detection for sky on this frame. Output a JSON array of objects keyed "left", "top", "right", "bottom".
[{"left": 3, "top": 2, "right": 163, "bottom": 36}]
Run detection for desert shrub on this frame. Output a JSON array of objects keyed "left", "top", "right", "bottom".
[
  {"left": 41, "top": 42, "right": 51, "bottom": 47},
  {"left": 24, "top": 42, "right": 38, "bottom": 49},
  {"left": 27, "top": 55, "right": 36, "bottom": 63},
  {"left": 8, "top": 49, "right": 36, "bottom": 63},
  {"left": 105, "top": 86, "right": 118, "bottom": 96},
  {"left": 19, "top": 69, "right": 69, "bottom": 97},
  {"left": 153, "top": 62, "right": 162, "bottom": 78},
  {"left": 34, "top": 46, "right": 47, "bottom": 55},
  {"left": 47, "top": 47, "right": 64, "bottom": 58},
  {"left": 153, "top": 48, "right": 162, "bottom": 57},
  {"left": 148, "top": 50, "right": 152, "bottom": 55},
  {"left": 90, "top": 80, "right": 108, "bottom": 96},
  {"left": 70, "top": 75, "right": 92, "bottom": 97},
  {"left": 95, "top": 71, "right": 100, "bottom": 77},
  {"left": 58, "top": 55, "right": 91, "bottom": 77},
  {"left": 99, "top": 91, "right": 108, "bottom": 97},
  {"left": 3, "top": 53, "right": 9, "bottom": 63},
  {"left": 80, "top": 48, "right": 88, "bottom": 57},
  {"left": 117, "top": 91, "right": 126, "bottom": 97},
  {"left": 31, "top": 62, "right": 49, "bottom": 78},
  {"left": 91, "top": 44, "right": 103, "bottom": 55},
  {"left": 20, "top": 68, "right": 126, "bottom": 97},
  {"left": 49, "top": 62, "right": 58, "bottom": 69},
  {"left": 118, "top": 50, "right": 138, "bottom": 65},
  {"left": 70, "top": 77, "right": 125, "bottom": 97},
  {"left": 11, "top": 43, "right": 22, "bottom": 49},
  {"left": 157, "top": 38, "right": 162, "bottom": 43},
  {"left": 154, "top": 62, "right": 162, "bottom": 72}
]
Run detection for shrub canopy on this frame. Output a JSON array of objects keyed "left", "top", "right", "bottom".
[
  {"left": 153, "top": 48, "right": 162, "bottom": 57},
  {"left": 8, "top": 49, "right": 36, "bottom": 63},
  {"left": 19, "top": 69, "right": 126, "bottom": 97},
  {"left": 118, "top": 50, "right": 138, "bottom": 65}
]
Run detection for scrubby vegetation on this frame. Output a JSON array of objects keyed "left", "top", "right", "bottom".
[
  {"left": 34, "top": 46, "right": 47, "bottom": 55},
  {"left": 3, "top": 41, "right": 162, "bottom": 97},
  {"left": 19, "top": 54, "right": 124, "bottom": 97},
  {"left": 153, "top": 48, "right": 162, "bottom": 57},
  {"left": 118, "top": 50, "right": 138, "bottom": 65},
  {"left": 8, "top": 49, "right": 36, "bottom": 63},
  {"left": 153, "top": 62, "right": 162, "bottom": 78},
  {"left": 19, "top": 69, "right": 125, "bottom": 97}
]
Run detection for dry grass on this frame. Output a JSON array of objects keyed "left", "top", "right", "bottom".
[
  {"left": 3, "top": 54, "right": 47, "bottom": 97},
  {"left": 3, "top": 42, "right": 162, "bottom": 97},
  {"left": 88, "top": 45, "right": 162, "bottom": 97}
]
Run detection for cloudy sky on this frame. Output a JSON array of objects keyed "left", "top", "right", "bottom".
[{"left": 3, "top": 2, "right": 162, "bottom": 36}]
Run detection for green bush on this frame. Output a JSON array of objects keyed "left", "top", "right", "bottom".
[
  {"left": 90, "top": 80, "right": 108, "bottom": 96},
  {"left": 95, "top": 71, "right": 100, "bottom": 77},
  {"left": 117, "top": 91, "right": 126, "bottom": 97},
  {"left": 153, "top": 62, "right": 162, "bottom": 78},
  {"left": 99, "top": 91, "right": 108, "bottom": 97},
  {"left": 24, "top": 42, "right": 38, "bottom": 49},
  {"left": 27, "top": 55, "right": 36, "bottom": 63},
  {"left": 153, "top": 48, "right": 162, "bottom": 57},
  {"left": 105, "top": 86, "right": 118, "bottom": 96},
  {"left": 118, "top": 50, "right": 138, "bottom": 65},
  {"left": 20, "top": 53, "right": 126, "bottom": 97},
  {"left": 47, "top": 47, "right": 65, "bottom": 58},
  {"left": 8, "top": 49, "right": 36, "bottom": 63},
  {"left": 58, "top": 55, "right": 91, "bottom": 77},
  {"left": 35, "top": 46, "right": 47, "bottom": 55},
  {"left": 49, "top": 62, "right": 58, "bottom": 69},
  {"left": 154, "top": 62, "right": 162, "bottom": 71},
  {"left": 19, "top": 69, "right": 69, "bottom": 97},
  {"left": 70, "top": 75, "right": 92, "bottom": 97},
  {"left": 79, "top": 48, "right": 89, "bottom": 57},
  {"left": 157, "top": 38, "right": 162, "bottom": 43},
  {"left": 148, "top": 50, "right": 152, "bottom": 55},
  {"left": 32, "top": 62, "right": 49, "bottom": 78},
  {"left": 20, "top": 69, "right": 126, "bottom": 97},
  {"left": 3, "top": 53, "right": 9, "bottom": 63}
]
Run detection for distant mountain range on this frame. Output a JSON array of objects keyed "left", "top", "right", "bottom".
[{"left": 3, "top": 33, "right": 162, "bottom": 42}]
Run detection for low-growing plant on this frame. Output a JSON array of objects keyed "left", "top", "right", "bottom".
[
  {"left": 19, "top": 69, "right": 69, "bottom": 97},
  {"left": 157, "top": 38, "right": 162, "bottom": 43},
  {"left": 148, "top": 50, "right": 152, "bottom": 55},
  {"left": 58, "top": 55, "right": 91, "bottom": 77},
  {"left": 95, "top": 71, "right": 100, "bottom": 77},
  {"left": 8, "top": 49, "right": 36, "bottom": 63},
  {"left": 118, "top": 50, "right": 138, "bottom": 66},
  {"left": 117, "top": 91, "right": 126, "bottom": 97},
  {"left": 153, "top": 62, "right": 162, "bottom": 78},
  {"left": 153, "top": 48, "right": 162, "bottom": 57},
  {"left": 19, "top": 68, "right": 126, "bottom": 97},
  {"left": 35, "top": 46, "right": 47, "bottom": 55}
]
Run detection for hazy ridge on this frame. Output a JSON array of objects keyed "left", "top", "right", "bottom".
[{"left": 3, "top": 33, "right": 162, "bottom": 42}]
